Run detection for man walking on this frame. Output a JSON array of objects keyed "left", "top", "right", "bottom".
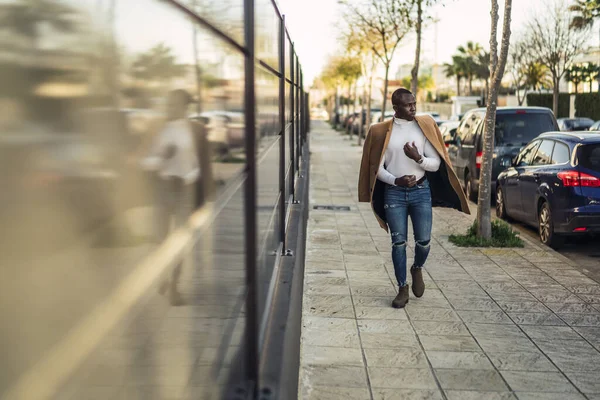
[{"left": 358, "top": 88, "right": 469, "bottom": 308}]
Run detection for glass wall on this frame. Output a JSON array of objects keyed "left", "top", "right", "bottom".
[{"left": 0, "top": 0, "right": 307, "bottom": 399}]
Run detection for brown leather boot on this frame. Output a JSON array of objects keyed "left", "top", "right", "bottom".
[
  {"left": 392, "top": 285, "right": 409, "bottom": 308},
  {"left": 411, "top": 266, "right": 425, "bottom": 298}
]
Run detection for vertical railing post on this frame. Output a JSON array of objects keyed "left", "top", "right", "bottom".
[
  {"left": 295, "top": 58, "right": 301, "bottom": 166},
  {"left": 289, "top": 44, "right": 295, "bottom": 201},
  {"left": 279, "top": 15, "right": 286, "bottom": 247},
  {"left": 243, "top": 0, "right": 259, "bottom": 394}
]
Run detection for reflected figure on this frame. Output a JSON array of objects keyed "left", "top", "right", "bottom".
[{"left": 141, "top": 89, "right": 213, "bottom": 305}]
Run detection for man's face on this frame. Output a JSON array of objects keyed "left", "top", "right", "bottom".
[{"left": 393, "top": 94, "right": 417, "bottom": 121}]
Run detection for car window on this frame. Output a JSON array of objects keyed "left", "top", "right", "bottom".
[
  {"left": 495, "top": 113, "right": 556, "bottom": 146},
  {"left": 572, "top": 119, "right": 594, "bottom": 130},
  {"left": 458, "top": 114, "right": 473, "bottom": 144},
  {"left": 580, "top": 144, "right": 600, "bottom": 172},
  {"left": 516, "top": 140, "right": 541, "bottom": 166},
  {"left": 532, "top": 140, "right": 555, "bottom": 165},
  {"left": 552, "top": 142, "right": 570, "bottom": 164}
]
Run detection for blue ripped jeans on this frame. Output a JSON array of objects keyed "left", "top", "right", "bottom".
[{"left": 384, "top": 180, "right": 433, "bottom": 287}]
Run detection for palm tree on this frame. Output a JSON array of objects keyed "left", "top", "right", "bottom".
[
  {"left": 581, "top": 63, "right": 600, "bottom": 92},
  {"left": 565, "top": 64, "right": 585, "bottom": 93},
  {"left": 526, "top": 63, "right": 551, "bottom": 93},
  {"left": 476, "top": 51, "right": 491, "bottom": 99},
  {"left": 457, "top": 41, "right": 484, "bottom": 95},
  {"left": 444, "top": 56, "right": 467, "bottom": 96},
  {"left": 569, "top": 0, "right": 600, "bottom": 29},
  {"left": 570, "top": 0, "right": 600, "bottom": 91}
]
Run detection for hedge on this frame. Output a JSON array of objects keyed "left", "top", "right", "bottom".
[
  {"left": 526, "top": 93, "right": 571, "bottom": 118},
  {"left": 575, "top": 93, "right": 600, "bottom": 120}
]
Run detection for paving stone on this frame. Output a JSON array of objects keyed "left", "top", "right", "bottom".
[
  {"left": 405, "top": 307, "right": 461, "bottom": 322},
  {"left": 434, "top": 369, "right": 508, "bottom": 391},
  {"left": 514, "top": 393, "right": 586, "bottom": 400},
  {"left": 302, "top": 316, "right": 357, "bottom": 333},
  {"left": 426, "top": 351, "right": 493, "bottom": 370},
  {"left": 354, "top": 306, "right": 408, "bottom": 320},
  {"left": 301, "top": 387, "right": 371, "bottom": 400},
  {"left": 369, "top": 368, "right": 438, "bottom": 389},
  {"left": 477, "top": 336, "right": 539, "bottom": 354},
  {"left": 488, "top": 352, "right": 557, "bottom": 372},
  {"left": 351, "top": 286, "right": 397, "bottom": 298},
  {"left": 302, "top": 345, "right": 364, "bottom": 366},
  {"left": 444, "top": 391, "right": 516, "bottom": 400},
  {"left": 508, "top": 312, "right": 566, "bottom": 326},
  {"left": 419, "top": 335, "right": 481, "bottom": 352},
  {"left": 364, "top": 348, "right": 428, "bottom": 368},
  {"left": 496, "top": 301, "right": 551, "bottom": 313},
  {"left": 501, "top": 371, "right": 578, "bottom": 392},
  {"left": 302, "top": 364, "right": 368, "bottom": 388},
  {"left": 304, "top": 295, "right": 355, "bottom": 318},
  {"left": 360, "top": 333, "right": 420, "bottom": 349},
  {"left": 563, "top": 371, "right": 600, "bottom": 394},
  {"left": 357, "top": 319, "right": 415, "bottom": 334},
  {"left": 466, "top": 322, "right": 524, "bottom": 338},
  {"left": 520, "top": 325, "right": 582, "bottom": 341},
  {"left": 372, "top": 389, "right": 443, "bottom": 400},
  {"left": 457, "top": 310, "right": 513, "bottom": 324}
]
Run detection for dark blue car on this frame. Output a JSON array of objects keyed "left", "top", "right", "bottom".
[{"left": 496, "top": 132, "right": 600, "bottom": 248}]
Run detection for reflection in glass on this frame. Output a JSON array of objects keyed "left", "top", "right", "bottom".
[{"left": 0, "top": 0, "right": 245, "bottom": 399}]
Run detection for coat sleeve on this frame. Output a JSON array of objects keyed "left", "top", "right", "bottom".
[{"left": 358, "top": 128, "right": 373, "bottom": 202}]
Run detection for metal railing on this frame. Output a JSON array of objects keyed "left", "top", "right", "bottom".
[{"left": 0, "top": 0, "right": 309, "bottom": 399}]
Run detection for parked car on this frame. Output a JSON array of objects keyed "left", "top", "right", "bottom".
[
  {"left": 447, "top": 107, "right": 559, "bottom": 201},
  {"left": 439, "top": 121, "right": 460, "bottom": 148},
  {"left": 370, "top": 111, "right": 395, "bottom": 124},
  {"left": 496, "top": 132, "right": 600, "bottom": 248},
  {"left": 589, "top": 120, "right": 600, "bottom": 131},
  {"left": 557, "top": 117, "right": 595, "bottom": 132},
  {"left": 417, "top": 112, "right": 442, "bottom": 125},
  {"left": 189, "top": 111, "right": 245, "bottom": 155}
]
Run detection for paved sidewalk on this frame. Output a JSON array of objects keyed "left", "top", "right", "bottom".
[{"left": 300, "top": 121, "right": 600, "bottom": 400}]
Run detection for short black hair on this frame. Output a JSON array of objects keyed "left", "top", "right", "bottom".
[{"left": 391, "top": 88, "right": 413, "bottom": 106}]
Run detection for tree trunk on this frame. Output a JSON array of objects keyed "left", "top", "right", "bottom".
[
  {"left": 469, "top": 76, "right": 473, "bottom": 96},
  {"left": 477, "top": 0, "right": 512, "bottom": 240},
  {"left": 411, "top": 0, "right": 423, "bottom": 95},
  {"left": 456, "top": 77, "right": 461, "bottom": 96},
  {"left": 359, "top": 82, "right": 367, "bottom": 146},
  {"left": 366, "top": 73, "right": 373, "bottom": 129},
  {"left": 334, "top": 86, "right": 339, "bottom": 129},
  {"left": 477, "top": 84, "right": 498, "bottom": 239},
  {"left": 552, "top": 75, "right": 559, "bottom": 117},
  {"left": 381, "top": 63, "right": 391, "bottom": 121},
  {"left": 350, "top": 80, "right": 358, "bottom": 137}
]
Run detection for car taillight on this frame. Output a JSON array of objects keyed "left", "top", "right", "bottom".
[
  {"left": 557, "top": 171, "right": 600, "bottom": 187},
  {"left": 476, "top": 152, "right": 483, "bottom": 169}
]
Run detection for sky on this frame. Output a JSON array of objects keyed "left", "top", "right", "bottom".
[{"left": 276, "top": 0, "right": 598, "bottom": 86}]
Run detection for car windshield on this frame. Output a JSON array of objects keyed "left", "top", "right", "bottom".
[
  {"left": 580, "top": 144, "right": 600, "bottom": 172},
  {"left": 572, "top": 119, "right": 594, "bottom": 130},
  {"left": 495, "top": 113, "right": 556, "bottom": 146}
]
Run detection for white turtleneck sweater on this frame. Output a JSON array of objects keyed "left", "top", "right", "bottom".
[{"left": 377, "top": 117, "right": 441, "bottom": 186}]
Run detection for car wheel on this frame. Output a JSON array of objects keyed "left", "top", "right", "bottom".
[
  {"left": 465, "top": 172, "right": 477, "bottom": 202},
  {"left": 538, "top": 202, "right": 563, "bottom": 249},
  {"left": 496, "top": 186, "right": 509, "bottom": 220}
]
